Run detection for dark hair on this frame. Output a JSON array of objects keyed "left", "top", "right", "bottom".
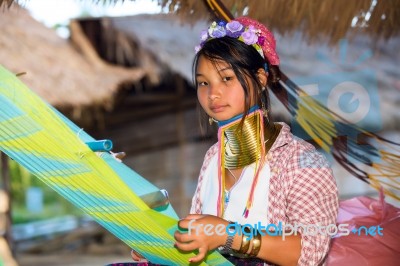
[{"left": 192, "top": 37, "right": 281, "bottom": 130}]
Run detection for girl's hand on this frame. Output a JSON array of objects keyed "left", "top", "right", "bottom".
[{"left": 174, "top": 214, "right": 229, "bottom": 263}]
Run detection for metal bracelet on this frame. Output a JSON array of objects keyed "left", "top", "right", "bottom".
[
  {"left": 248, "top": 233, "right": 262, "bottom": 257},
  {"left": 236, "top": 226, "right": 251, "bottom": 254},
  {"left": 220, "top": 221, "right": 235, "bottom": 254}
]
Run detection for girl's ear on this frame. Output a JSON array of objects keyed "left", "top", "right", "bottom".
[{"left": 256, "top": 68, "right": 268, "bottom": 87}]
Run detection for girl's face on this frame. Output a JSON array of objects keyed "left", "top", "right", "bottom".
[{"left": 196, "top": 55, "right": 254, "bottom": 121}]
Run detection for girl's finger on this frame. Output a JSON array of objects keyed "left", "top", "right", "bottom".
[
  {"left": 131, "top": 250, "right": 147, "bottom": 262},
  {"left": 174, "top": 240, "right": 200, "bottom": 252},
  {"left": 174, "top": 230, "right": 195, "bottom": 243},
  {"left": 178, "top": 215, "right": 203, "bottom": 229},
  {"left": 189, "top": 247, "right": 208, "bottom": 263}
]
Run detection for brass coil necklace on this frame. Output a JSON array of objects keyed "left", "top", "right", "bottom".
[
  {"left": 216, "top": 107, "right": 266, "bottom": 217},
  {"left": 223, "top": 113, "right": 264, "bottom": 170}
]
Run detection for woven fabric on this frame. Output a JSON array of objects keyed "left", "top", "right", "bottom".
[{"left": 0, "top": 65, "right": 232, "bottom": 266}]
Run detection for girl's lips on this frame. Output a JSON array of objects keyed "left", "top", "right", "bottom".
[{"left": 210, "top": 105, "right": 227, "bottom": 113}]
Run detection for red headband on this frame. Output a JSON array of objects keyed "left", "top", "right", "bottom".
[{"left": 235, "top": 17, "right": 280, "bottom": 65}]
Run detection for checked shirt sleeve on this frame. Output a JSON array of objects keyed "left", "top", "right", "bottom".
[
  {"left": 285, "top": 142, "right": 339, "bottom": 266},
  {"left": 190, "top": 143, "right": 218, "bottom": 214}
]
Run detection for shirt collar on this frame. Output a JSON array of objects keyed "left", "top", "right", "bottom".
[{"left": 269, "top": 122, "right": 292, "bottom": 152}]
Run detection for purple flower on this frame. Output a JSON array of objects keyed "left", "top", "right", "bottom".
[
  {"left": 218, "top": 20, "right": 227, "bottom": 27},
  {"left": 258, "top": 36, "right": 266, "bottom": 46},
  {"left": 226, "top": 21, "right": 243, "bottom": 38},
  {"left": 209, "top": 25, "right": 226, "bottom": 38},
  {"left": 200, "top": 30, "right": 208, "bottom": 42},
  {"left": 194, "top": 45, "right": 202, "bottom": 53},
  {"left": 241, "top": 30, "right": 258, "bottom": 45}
]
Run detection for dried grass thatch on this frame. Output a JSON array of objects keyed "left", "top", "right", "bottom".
[
  {"left": 163, "top": 0, "right": 400, "bottom": 44},
  {"left": 2, "top": 0, "right": 399, "bottom": 44},
  {"left": 0, "top": 5, "right": 146, "bottom": 126}
]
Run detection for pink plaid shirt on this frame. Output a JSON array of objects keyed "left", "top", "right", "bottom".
[{"left": 190, "top": 122, "right": 339, "bottom": 265}]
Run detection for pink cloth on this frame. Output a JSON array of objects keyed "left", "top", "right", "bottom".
[
  {"left": 326, "top": 190, "right": 400, "bottom": 266},
  {"left": 236, "top": 16, "right": 280, "bottom": 65}
]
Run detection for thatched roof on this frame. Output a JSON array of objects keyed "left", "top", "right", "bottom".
[
  {"left": 0, "top": 0, "right": 400, "bottom": 44},
  {"left": 0, "top": 6, "right": 145, "bottom": 118},
  {"left": 167, "top": 0, "right": 400, "bottom": 44},
  {"left": 2, "top": 0, "right": 399, "bottom": 45},
  {"left": 107, "top": 14, "right": 208, "bottom": 81}
]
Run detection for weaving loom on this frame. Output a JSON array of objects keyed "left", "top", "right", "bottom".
[{"left": 0, "top": 65, "right": 232, "bottom": 265}]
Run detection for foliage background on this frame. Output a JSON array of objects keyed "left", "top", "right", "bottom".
[{"left": 9, "top": 159, "right": 82, "bottom": 224}]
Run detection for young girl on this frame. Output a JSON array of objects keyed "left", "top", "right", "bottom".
[{"left": 173, "top": 17, "right": 339, "bottom": 265}]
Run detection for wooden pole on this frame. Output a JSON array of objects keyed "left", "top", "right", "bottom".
[{"left": 203, "top": 0, "right": 234, "bottom": 21}]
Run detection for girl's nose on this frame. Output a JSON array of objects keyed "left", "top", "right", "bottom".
[{"left": 208, "top": 84, "right": 221, "bottom": 101}]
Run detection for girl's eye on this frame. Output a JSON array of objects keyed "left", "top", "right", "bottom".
[
  {"left": 222, "top": 76, "right": 233, "bottom": 82},
  {"left": 197, "top": 81, "right": 208, "bottom": 87}
]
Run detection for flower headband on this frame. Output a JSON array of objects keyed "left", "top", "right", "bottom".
[{"left": 195, "top": 16, "right": 280, "bottom": 66}]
